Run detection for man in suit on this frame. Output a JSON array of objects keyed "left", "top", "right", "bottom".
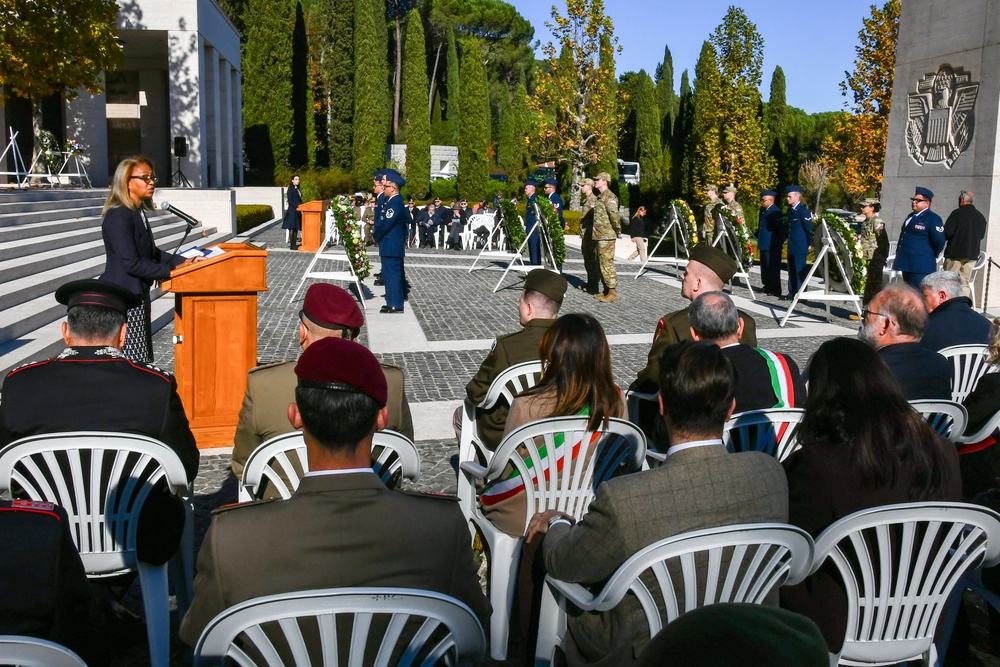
[
  {"left": 374, "top": 169, "right": 410, "bottom": 314},
  {"left": 526, "top": 341, "right": 788, "bottom": 666},
  {"left": 0, "top": 279, "right": 198, "bottom": 565},
  {"left": 858, "top": 283, "right": 952, "bottom": 400},
  {"left": 438, "top": 197, "right": 453, "bottom": 248},
  {"left": 524, "top": 180, "right": 542, "bottom": 265},
  {"left": 689, "top": 291, "right": 805, "bottom": 412},
  {"left": 895, "top": 186, "right": 945, "bottom": 289},
  {"left": 784, "top": 184, "right": 813, "bottom": 297},
  {"left": 180, "top": 337, "right": 489, "bottom": 648},
  {"left": 456, "top": 269, "right": 567, "bottom": 451},
  {"left": 414, "top": 202, "right": 431, "bottom": 248},
  {"left": 406, "top": 198, "right": 418, "bottom": 247},
  {"left": 920, "top": 270, "right": 991, "bottom": 351},
  {"left": 757, "top": 189, "right": 784, "bottom": 296},
  {"left": 943, "top": 190, "right": 987, "bottom": 298},
  {"left": 231, "top": 282, "right": 413, "bottom": 481}
]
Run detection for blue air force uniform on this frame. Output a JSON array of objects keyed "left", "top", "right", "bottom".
[
  {"left": 785, "top": 186, "right": 813, "bottom": 295},
  {"left": 549, "top": 193, "right": 565, "bottom": 229},
  {"left": 895, "top": 187, "right": 945, "bottom": 288},
  {"left": 374, "top": 175, "right": 410, "bottom": 311},
  {"left": 757, "top": 190, "right": 785, "bottom": 296},
  {"left": 526, "top": 188, "right": 541, "bottom": 265}
]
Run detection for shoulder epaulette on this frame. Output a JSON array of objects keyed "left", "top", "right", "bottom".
[
  {"left": 211, "top": 498, "right": 279, "bottom": 514},
  {"left": 249, "top": 360, "right": 292, "bottom": 374},
  {"left": 402, "top": 489, "right": 459, "bottom": 502},
  {"left": 10, "top": 499, "right": 56, "bottom": 512}
]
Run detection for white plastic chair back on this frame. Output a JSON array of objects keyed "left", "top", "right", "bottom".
[
  {"left": 810, "top": 501, "right": 1000, "bottom": 666},
  {"left": 970, "top": 251, "right": 988, "bottom": 309},
  {"left": 624, "top": 388, "right": 667, "bottom": 467},
  {"left": 722, "top": 408, "right": 805, "bottom": 462},
  {"left": 908, "top": 399, "right": 969, "bottom": 443},
  {"left": 533, "top": 524, "right": 814, "bottom": 666},
  {"left": 940, "top": 344, "right": 995, "bottom": 403},
  {"left": 0, "top": 636, "right": 87, "bottom": 667},
  {"left": 239, "top": 430, "right": 421, "bottom": 502},
  {"left": 958, "top": 407, "right": 1000, "bottom": 447},
  {"left": 192, "top": 588, "right": 486, "bottom": 667}
]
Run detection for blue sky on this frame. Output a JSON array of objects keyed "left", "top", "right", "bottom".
[{"left": 506, "top": 0, "right": 882, "bottom": 115}]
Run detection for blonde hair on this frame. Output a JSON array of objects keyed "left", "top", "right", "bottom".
[
  {"left": 989, "top": 317, "right": 1000, "bottom": 365},
  {"left": 103, "top": 156, "right": 154, "bottom": 215}
]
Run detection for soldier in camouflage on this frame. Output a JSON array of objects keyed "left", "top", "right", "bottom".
[
  {"left": 723, "top": 185, "right": 744, "bottom": 221},
  {"left": 593, "top": 172, "right": 622, "bottom": 303},
  {"left": 857, "top": 197, "right": 889, "bottom": 312},
  {"left": 577, "top": 178, "right": 601, "bottom": 294},
  {"left": 703, "top": 184, "right": 722, "bottom": 243}
]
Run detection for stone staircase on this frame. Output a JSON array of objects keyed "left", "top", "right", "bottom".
[{"left": 0, "top": 189, "right": 229, "bottom": 385}]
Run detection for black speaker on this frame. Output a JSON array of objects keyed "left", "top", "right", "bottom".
[{"left": 173, "top": 136, "right": 187, "bottom": 158}]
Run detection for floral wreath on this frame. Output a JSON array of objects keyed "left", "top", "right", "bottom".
[
  {"left": 64, "top": 139, "right": 86, "bottom": 156},
  {"left": 535, "top": 195, "right": 567, "bottom": 267},
  {"left": 330, "top": 195, "right": 370, "bottom": 280},
  {"left": 498, "top": 198, "right": 527, "bottom": 252},
  {"left": 669, "top": 199, "right": 699, "bottom": 248},
  {"left": 819, "top": 212, "right": 866, "bottom": 295},
  {"left": 715, "top": 205, "right": 753, "bottom": 272}
]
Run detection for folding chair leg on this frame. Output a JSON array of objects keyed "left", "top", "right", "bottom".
[
  {"left": 138, "top": 562, "right": 172, "bottom": 667},
  {"left": 486, "top": 535, "right": 522, "bottom": 660},
  {"left": 535, "top": 581, "right": 566, "bottom": 667}
]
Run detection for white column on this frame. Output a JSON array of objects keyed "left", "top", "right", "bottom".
[
  {"left": 204, "top": 43, "right": 222, "bottom": 187},
  {"left": 219, "top": 57, "right": 233, "bottom": 186},
  {"left": 168, "top": 29, "right": 205, "bottom": 187},
  {"left": 232, "top": 66, "right": 243, "bottom": 186}
]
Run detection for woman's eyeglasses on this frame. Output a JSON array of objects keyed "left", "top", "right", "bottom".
[{"left": 130, "top": 174, "right": 157, "bottom": 184}]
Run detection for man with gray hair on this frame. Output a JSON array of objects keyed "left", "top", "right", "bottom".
[
  {"left": 689, "top": 291, "right": 805, "bottom": 412},
  {"left": 920, "top": 270, "right": 991, "bottom": 351},
  {"left": 858, "top": 283, "right": 952, "bottom": 399},
  {"left": 943, "top": 190, "right": 987, "bottom": 298}
]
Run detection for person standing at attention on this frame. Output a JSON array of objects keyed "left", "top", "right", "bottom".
[
  {"left": 524, "top": 179, "right": 542, "bottom": 265},
  {"left": 593, "top": 172, "right": 622, "bottom": 303},
  {"left": 374, "top": 169, "right": 409, "bottom": 314},
  {"left": 894, "top": 186, "right": 945, "bottom": 289},
  {"left": 784, "top": 185, "right": 813, "bottom": 298},
  {"left": 282, "top": 174, "right": 302, "bottom": 250},
  {"left": 757, "top": 190, "right": 784, "bottom": 297}
]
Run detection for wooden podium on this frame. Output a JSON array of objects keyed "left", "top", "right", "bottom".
[
  {"left": 298, "top": 200, "right": 328, "bottom": 253},
  {"left": 161, "top": 242, "right": 268, "bottom": 449}
]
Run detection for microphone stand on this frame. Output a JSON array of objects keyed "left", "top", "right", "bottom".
[{"left": 171, "top": 219, "right": 197, "bottom": 257}]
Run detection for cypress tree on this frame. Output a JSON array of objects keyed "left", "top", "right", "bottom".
[
  {"left": 430, "top": 90, "right": 448, "bottom": 144},
  {"left": 655, "top": 44, "right": 676, "bottom": 141},
  {"left": 675, "top": 70, "right": 694, "bottom": 196},
  {"left": 241, "top": 0, "right": 292, "bottom": 182},
  {"left": 634, "top": 70, "right": 663, "bottom": 202},
  {"left": 767, "top": 65, "right": 791, "bottom": 186},
  {"left": 444, "top": 26, "right": 460, "bottom": 145},
  {"left": 496, "top": 85, "right": 516, "bottom": 174},
  {"left": 325, "top": 0, "right": 354, "bottom": 171},
  {"left": 289, "top": 2, "right": 309, "bottom": 168},
  {"left": 457, "top": 37, "right": 489, "bottom": 200},
  {"left": 352, "top": 0, "right": 390, "bottom": 182},
  {"left": 593, "top": 33, "right": 619, "bottom": 180},
  {"left": 688, "top": 41, "right": 724, "bottom": 199},
  {"left": 508, "top": 77, "right": 531, "bottom": 186},
  {"left": 401, "top": 10, "right": 430, "bottom": 197}
]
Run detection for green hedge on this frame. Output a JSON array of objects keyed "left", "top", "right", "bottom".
[
  {"left": 236, "top": 205, "right": 275, "bottom": 234},
  {"left": 274, "top": 167, "right": 357, "bottom": 202}
]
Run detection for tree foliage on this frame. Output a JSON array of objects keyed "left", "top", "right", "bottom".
[
  {"left": 528, "top": 0, "right": 622, "bottom": 210},
  {"left": 387, "top": 0, "right": 418, "bottom": 140},
  {"left": 401, "top": 9, "right": 430, "bottom": 197},
  {"left": 655, "top": 43, "right": 676, "bottom": 142},
  {"left": 593, "top": 34, "right": 620, "bottom": 180},
  {"left": 633, "top": 70, "right": 663, "bottom": 203},
  {"left": 322, "top": 0, "right": 354, "bottom": 171},
  {"left": 496, "top": 77, "right": 530, "bottom": 186},
  {"left": 767, "top": 65, "right": 794, "bottom": 187},
  {"left": 458, "top": 38, "right": 490, "bottom": 199},
  {"left": 352, "top": 0, "right": 390, "bottom": 181},
  {"left": 675, "top": 69, "right": 694, "bottom": 196},
  {"left": 443, "top": 26, "right": 461, "bottom": 144},
  {"left": 289, "top": 2, "right": 311, "bottom": 168},
  {"left": 688, "top": 41, "right": 724, "bottom": 200},
  {"left": 820, "top": 0, "right": 899, "bottom": 199}
]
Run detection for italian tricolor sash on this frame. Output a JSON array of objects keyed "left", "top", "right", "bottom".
[{"left": 756, "top": 348, "right": 795, "bottom": 408}]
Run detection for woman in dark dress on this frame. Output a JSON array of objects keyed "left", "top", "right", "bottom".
[
  {"left": 282, "top": 174, "right": 302, "bottom": 249},
  {"left": 780, "top": 337, "right": 961, "bottom": 653},
  {"left": 100, "top": 156, "right": 199, "bottom": 362},
  {"left": 627, "top": 205, "right": 648, "bottom": 261}
]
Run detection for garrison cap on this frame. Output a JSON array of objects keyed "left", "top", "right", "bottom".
[
  {"left": 785, "top": 184, "right": 804, "bottom": 193},
  {"left": 723, "top": 185, "right": 738, "bottom": 194},
  {"left": 860, "top": 197, "right": 880, "bottom": 207},
  {"left": 56, "top": 279, "right": 140, "bottom": 314},
  {"left": 523, "top": 179, "right": 539, "bottom": 189},
  {"left": 301, "top": 283, "right": 364, "bottom": 331},
  {"left": 689, "top": 245, "right": 740, "bottom": 283},
  {"left": 583, "top": 177, "right": 595, "bottom": 187},
  {"left": 595, "top": 172, "right": 612, "bottom": 183},
  {"left": 523, "top": 268, "right": 568, "bottom": 304},
  {"left": 705, "top": 184, "right": 718, "bottom": 192},
  {"left": 373, "top": 169, "right": 385, "bottom": 180},
  {"left": 295, "top": 337, "right": 387, "bottom": 406},
  {"left": 915, "top": 186, "right": 934, "bottom": 200},
  {"left": 760, "top": 190, "right": 777, "bottom": 198},
  {"left": 382, "top": 169, "right": 406, "bottom": 188},
  {"left": 543, "top": 178, "right": 558, "bottom": 186}
]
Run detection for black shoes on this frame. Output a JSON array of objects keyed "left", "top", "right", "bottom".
[{"left": 380, "top": 306, "right": 404, "bottom": 314}]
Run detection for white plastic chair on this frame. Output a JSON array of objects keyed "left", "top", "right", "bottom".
[
  {"left": 909, "top": 399, "right": 969, "bottom": 443},
  {"left": 239, "top": 430, "right": 421, "bottom": 502},
  {"left": 459, "top": 416, "right": 646, "bottom": 660},
  {"left": 192, "top": 587, "right": 486, "bottom": 667},
  {"left": 886, "top": 241, "right": 901, "bottom": 283},
  {"left": 533, "top": 523, "right": 815, "bottom": 666},
  {"left": 969, "top": 251, "right": 988, "bottom": 309},
  {"left": 808, "top": 502, "right": 1000, "bottom": 666},
  {"left": 939, "top": 344, "right": 996, "bottom": 403},
  {"left": 957, "top": 407, "right": 1000, "bottom": 449},
  {"left": 624, "top": 388, "right": 666, "bottom": 467},
  {"left": 722, "top": 408, "right": 805, "bottom": 462},
  {"left": 0, "top": 636, "right": 87, "bottom": 667},
  {"left": 0, "top": 432, "right": 195, "bottom": 667}
]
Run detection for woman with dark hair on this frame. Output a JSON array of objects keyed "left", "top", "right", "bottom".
[
  {"left": 780, "top": 337, "right": 961, "bottom": 652},
  {"left": 479, "top": 312, "right": 626, "bottom": 538},
  {"left": 627, "top": 205, "right": 649, "bottom": 262},
  {"left": 282, "top": 174, "right": 302, "bottom": 249}
]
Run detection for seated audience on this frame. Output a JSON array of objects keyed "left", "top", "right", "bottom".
[
  {"left": 920, "top": 270, "right": 991, "bottom": 351},
  {"left": 180, "top": 337, "right": 489, "bottom": 646},
  {"left": 689, "top": 291, "right": 806, "bottom": 412},
  {"left": 780, "top": 337, "right": 961, "bottom": 652},
  {"left": 479, "top": 312, "right": 627, "bottom": 538},
  {"left": 857, "top": 283, "right": 952, "bottom": 400},
  {"left": 525, "top": 341, "right": 788, "bottom": 666},
  {"left": 962, "top": 317, "right": 1000, "bottom": 437}
]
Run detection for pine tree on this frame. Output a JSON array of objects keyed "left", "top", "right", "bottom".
[
  {"left": 458, "top": 37, "right": 490, "bottom": 200},
  {"left": 289, "top": 2, "right": 310, "bottom": 168},
  {"left": 241, "top": 0, "right": 292, "bottom": 182},
  {"left": 401, "top": 9, "right": 430, "bottom": 197},
  {"left": 444, "top": 26, "right": 460, "bottom": 145},
  {"left": 325, "top": 0, "right": 354, "bottom": 171},
  {"left": 633, "top": 70, "right": 663, "bottom": 202},
  {"left": 352, "top": 0, "right": 390, "bottom": 182}
]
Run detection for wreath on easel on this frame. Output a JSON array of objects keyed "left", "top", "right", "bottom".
[
  {"left": 535, "top": 196, "right": 567, "bottom": 266},
  {"left": 331, "top": 195, "right": 371, "bottom": 279},
  {"left": 716, "top": 205, "right": 754, "bottom": 272},
  {"left": 498, "top": 198, "right": 526, "bottom": 252},
  {"left": 670, "top": 199, "right": 699, "bottom": 247},
  {"left": 820, "top": 212, "right": 867, "bottom": 295}
]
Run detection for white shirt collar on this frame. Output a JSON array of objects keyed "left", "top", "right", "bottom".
[
  {"left": 303, "top": 468, "right": 377, "bottom": 478},
  {"left": 665, "top": 438, "right": 725, "bottom": 458}
]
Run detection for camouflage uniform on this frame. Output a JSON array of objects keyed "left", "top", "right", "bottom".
[
  {"left": 593, "top": 186, "right": 621, "bottom": 293},
  {"left": 726, "top": 199, "right": 744, "bottom": 222},
  {"left": 580, "top": 190, "right": 600, "bottom": 292},
  {"left": 703, "top": 197, "right": 721, "bottom": 242},
  {"left": 860, "top": 210, "right": 889, "bottom": 305}
]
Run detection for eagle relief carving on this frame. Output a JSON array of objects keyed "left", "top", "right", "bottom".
[{"left": 906, "top": 65, "right": 979, "bottom": 168}]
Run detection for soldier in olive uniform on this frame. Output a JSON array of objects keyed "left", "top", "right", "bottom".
[
  {"left": 723, "top": 185, "right": 744, "bottom": 221},
  {"left": 231, "top": 283, "right": 413, "bottom": 482},
  {"left": 703, "top": 184, "right": 722, "bottom": 242},
  {"left": 593, "top": 172, "right": 622, "bottom": 303},
  {"left": 858, "top": 197, "right": 889, "bottom": 310},
  {"left": 578, "top": 178, "right": 600, "bottom": 294}
]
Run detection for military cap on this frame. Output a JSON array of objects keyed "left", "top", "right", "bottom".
[
  {"left": 301, "top": 283, "right": 364, "bottom": 331},
  {"left": 688, "top": 244, "right": 739, "bottom": 283},
  {"left": 295, "top": 337, "right": 387, "bottom": 406},
  {"left": 914, "top": 186, "right": 934, "bottom": 200},
  {"left": 723, "top": 185, "right": 738, "bottom": 194},
  {"left": 55, "top": 279, "right": 140, "bottom": 314},
  {"left": 372, "top": 170, "right": 385, "bottom": 180},
  {"left": 382, "top": 169, "right": 406, "bottom": 188},
  {"left": 785, "top": 184, "right": 804, "bottom": 193},
  {"left": 860, "top": 197, "right": 880, "bottom": 207},
  {"left": 595, "top": 172, "right": 612, "bottom": 183},
  {"left": 635, "top": 603, "right": 828, "bottom": 667},
  {"left": 523, "top": 179, "right": 539, "bottom": 189},
  {"left": 760, "top": 190, "right": 777, "bottom": 198},
  {"left": 705, "top": 184, "right": 718, "bottom": 192},
  {"left": 543, "top": 178, "right": 558, "bottom": 186},
  {"left": 583, "top": 177, "right": 595, "bottom": 187},
  {"left": 523, "top": 268, "right": 568, "bottom": 304}
]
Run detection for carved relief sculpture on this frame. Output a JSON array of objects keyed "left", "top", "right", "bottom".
[{"left": 906, "top": 65, "right": 979, "bottom": 168}]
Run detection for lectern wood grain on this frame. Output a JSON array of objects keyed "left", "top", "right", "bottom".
[{"left": 298, "top": 200, "right": 328, "bottom": 252}]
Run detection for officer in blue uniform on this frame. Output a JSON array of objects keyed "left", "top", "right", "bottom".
[
  {"left": 544, "top": 178, "right": 565, "bottom": 229},
  {"left": 374, "top": 169, "right": 410, "bottom": 313},
  {"left": 895, "top": 186, "right": 945, "bottom": 288},
  {"left": 758, "top": 189, "right": 785, "bottom": 296},
  {"left": 373, "top": 170, "right": 386, "bottom": 286},
  {"left": 524, "top": 179, "right": 541, "bottom": 264},
  {"left": 784, "top": 184, "right": 813, "bottom": 297}
]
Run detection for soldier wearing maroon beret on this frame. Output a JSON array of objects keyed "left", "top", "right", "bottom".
[
  {"left": 231, "top": 283, "right": 413, "bottom": 482},
  {"left": 181, "top": 338, "right": 489, "bottom": 647}
]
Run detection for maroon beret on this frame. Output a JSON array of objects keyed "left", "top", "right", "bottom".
[
  {"left": 295, "top": 337, "right": 387, "bottom": 406},
  {"left": 302, "top": 283, "right": 364, "bottom": 330}
]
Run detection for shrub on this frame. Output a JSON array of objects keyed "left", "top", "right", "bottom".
[
  {"left": 430, "top": 178, "right": 458, "bottom": 202},
  {"left": 236, "top": 205, "right": 275, "bottom": 233},
  {"left": 563, "top": 210, "right": 582, "bottom": 235},
  {"left": 274, "top": 167, "right": 357, "bottom": 201}
]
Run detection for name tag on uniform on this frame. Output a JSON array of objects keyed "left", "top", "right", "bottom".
[{"left": 914, "top": 223, "right": 925, "bottom": 231}]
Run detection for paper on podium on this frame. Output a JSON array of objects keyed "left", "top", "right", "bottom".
[{"left": 181, "top": 246, "right": 226, "bottom": 259}]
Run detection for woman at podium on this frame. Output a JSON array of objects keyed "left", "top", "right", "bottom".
[{"left": 99, "top": 156, "right": 201, "bottom": 362}]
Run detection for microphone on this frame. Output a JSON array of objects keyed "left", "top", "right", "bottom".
[{"left": 159, "top": 201, "right": 201, "bottom": 227}]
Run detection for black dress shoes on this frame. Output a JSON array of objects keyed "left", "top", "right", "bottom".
[{"left": 380, "top": 306, "right": 404, "bottom": 314}]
